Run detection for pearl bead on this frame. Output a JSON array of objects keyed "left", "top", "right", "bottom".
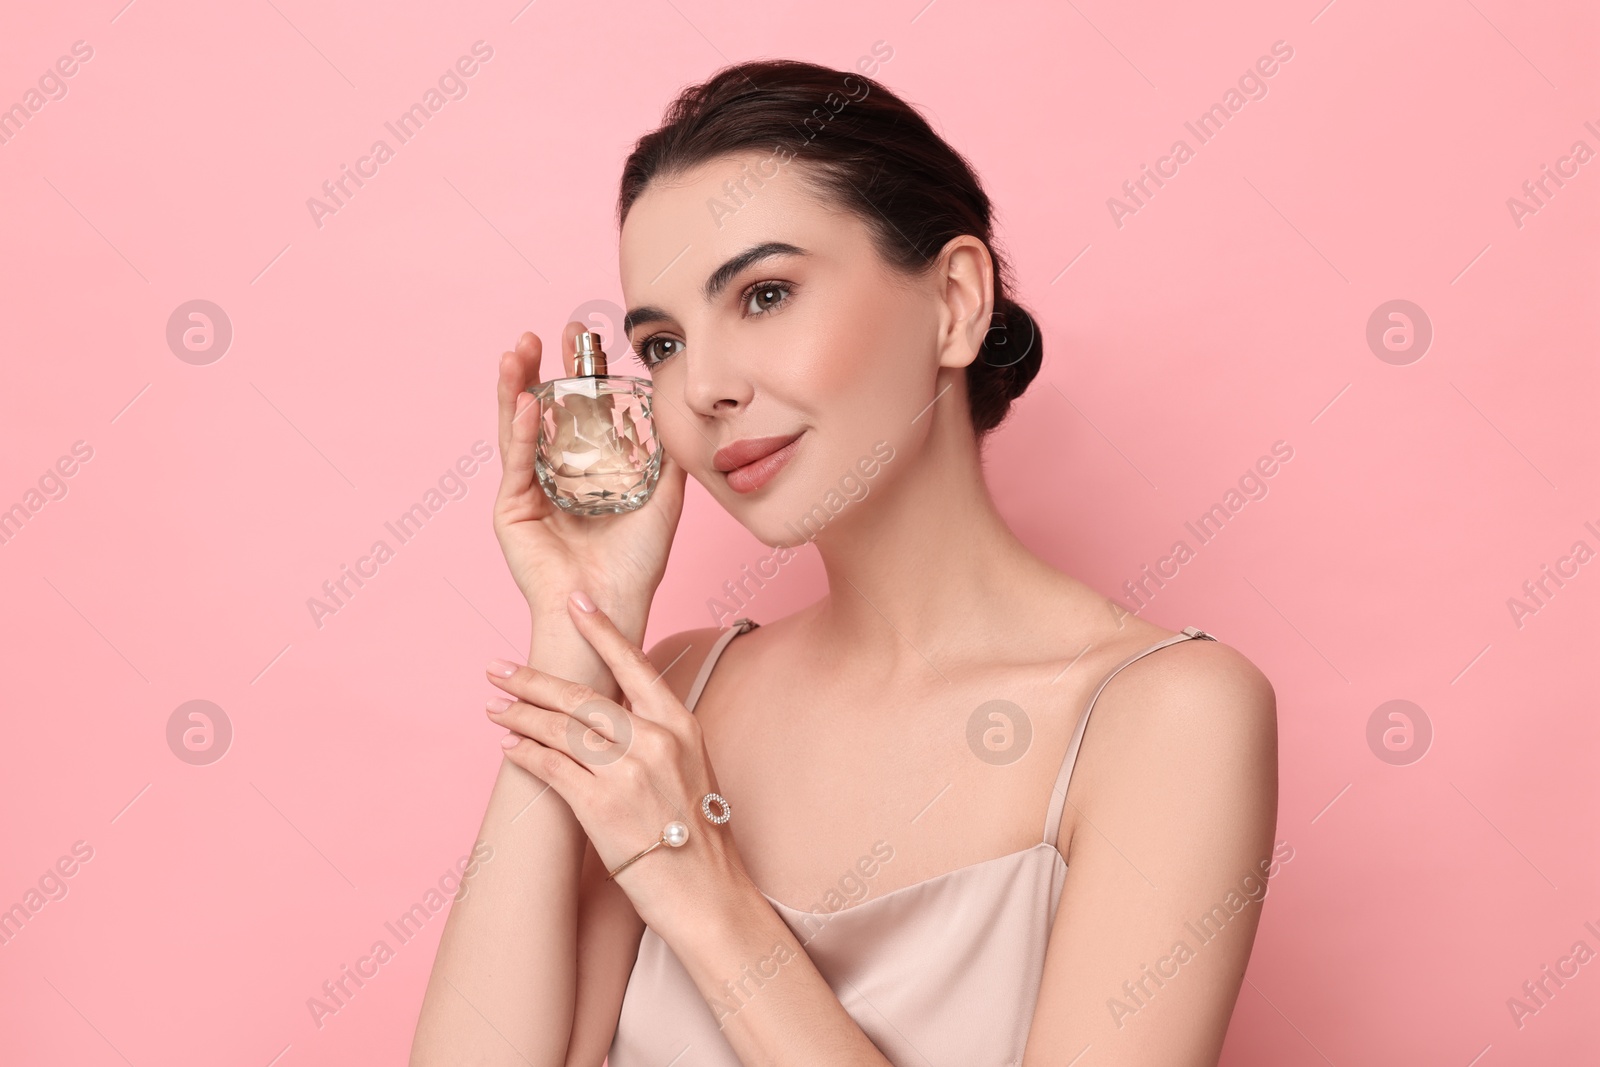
[{"left": 664, "top": 821, "right": 689, "bottom": 847}]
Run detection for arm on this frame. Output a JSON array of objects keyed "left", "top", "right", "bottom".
[
  {"left": 646, "top": 875, "right": 896, "bottom": 1066},
  {"left": 485, "top": 602, "right": 899, "bottom": 1066},
  {"left": 1022, "top": 638, "right": 1280, "bottom": 1066},
  {"left": 559, "top": 629, "right": 720, "bottom": 1067},
  {"left": 549, "top": 629, "right": 900, "bottom": 1066},
  {"left": 409, "top": 613, "right": 626, "bottom": 1067},
  {"left": 416, "top": 324, "right": 689, "bottom": 1063}
]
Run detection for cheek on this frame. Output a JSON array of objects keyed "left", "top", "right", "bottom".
[
  {"left": 793, "top": 341, "right": 929, "bottom": 481},
  {"left": 790, "top": 332, "right": 860, "bottom": 397},
  {"left": 651, "top": 378, "right": 701, "bottom": 460},
  {"left": 789, "top": 295, "right": 925, "bottom": 408}
]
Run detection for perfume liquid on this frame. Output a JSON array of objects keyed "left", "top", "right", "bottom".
[{"left": 528, "top": 331, "right": 660, "bottom": 515}]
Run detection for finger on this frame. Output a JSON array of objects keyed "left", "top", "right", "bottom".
[
  {"left": 562, "top": 593, "right": 672, "bottom": 716},
  {"left": 496, "top": 334, "right": 541, "bottom": 463},
  {"left": 495, "top": 335, "right": 547, "bottom": 511},
  {"left": 499, "top": 730, "right": 592, "bottom": 806},
  {"left": 485, "top": 658, "right": 644, "bottom": 733},
  {"left": 498, "top": 386, "right": 542, "bottom": 511},
  {"left": 487, "top": 695, "right": 634, "bottom": 769}
]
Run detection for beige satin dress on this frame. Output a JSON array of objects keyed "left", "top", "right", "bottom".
[{"left": 608, "top": 617, "right": 1216, "bottom": 1065}]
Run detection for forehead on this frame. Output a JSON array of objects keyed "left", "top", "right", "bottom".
[{"left": 618, "top": 152, "right": 862, "bottom": 301}]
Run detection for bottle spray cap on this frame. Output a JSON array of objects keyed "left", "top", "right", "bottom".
[{"left": 574, "top": 331, "right": 607, "bottom": 377}]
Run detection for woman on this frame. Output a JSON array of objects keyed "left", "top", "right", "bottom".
[{"left": 411, "top": 59, "right": 1278, "bottom": 1067}]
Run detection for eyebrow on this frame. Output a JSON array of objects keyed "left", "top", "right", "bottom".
[{"left": 623, "top": 241, "right": 809, "bottom": 337}]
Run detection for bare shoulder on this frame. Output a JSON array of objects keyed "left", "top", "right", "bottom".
[
  {"left": 1029, "top": 626, "right": 1280, "bottom": 1060},
  {"left": 643, "top": 625, "right": 735, "bottom": 707},
  {"left": 1101, "top": 630, "right": 1276, "bottom": 737},
  {"left": 1059, "top": 628, "right": 1278, "bottom": 856}
]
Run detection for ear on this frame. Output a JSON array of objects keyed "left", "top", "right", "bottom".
[{"left": 933, "top": 235, "right": 995, "bottom": 371}]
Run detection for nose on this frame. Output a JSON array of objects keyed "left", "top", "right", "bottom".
[{"left": 680, "top": 332, "right": 754, "bottom": 418}]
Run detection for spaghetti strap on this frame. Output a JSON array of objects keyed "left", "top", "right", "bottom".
[
  {"left": 684, "top": 617, "right": 759, "bottom": 712},
  {"left": 1041, "top": 625, "right": 1217, "bottom": 847}
]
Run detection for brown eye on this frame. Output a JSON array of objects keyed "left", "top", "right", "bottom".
[
  {"left": 635, "top": 336, "right": 683, "bottom": 367},
  {"left": 742, "top": 280, "right": 792, "bottom": 317}
]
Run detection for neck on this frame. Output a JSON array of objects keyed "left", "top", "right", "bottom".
[{"left": 802, "top": 390, "right": 1076, "bottom": 674}]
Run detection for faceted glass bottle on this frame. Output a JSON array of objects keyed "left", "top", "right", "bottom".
[{"left": 528, "top": 331, "right": 660, "bottom": 515}]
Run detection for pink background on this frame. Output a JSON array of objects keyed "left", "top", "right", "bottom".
[{"left": 2, "top": 0, "right": 1596, "bottom": 1064}]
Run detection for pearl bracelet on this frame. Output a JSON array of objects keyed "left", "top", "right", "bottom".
[{"left": 605, "top": 792, "right": 732, "bottom": 881}]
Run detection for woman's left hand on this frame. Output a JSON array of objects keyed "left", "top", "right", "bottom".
[{"left": 484, "top": 590, "right": 748, "bottom": 927}]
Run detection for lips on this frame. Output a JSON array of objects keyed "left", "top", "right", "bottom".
[
  {"left": 713, "top": 432, "right": 805, "bottom": 473},
  {"left": 717, "top": 431, "right": 805, "bottom": 494}
]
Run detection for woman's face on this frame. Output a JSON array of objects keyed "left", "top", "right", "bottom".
[{"left": 618, "top": 151, "right": 950, "bottom": 546}]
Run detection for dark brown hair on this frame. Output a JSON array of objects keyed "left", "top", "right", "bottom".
[{"left": 617, "top": 58, "right": 1043, "bottom": 439}]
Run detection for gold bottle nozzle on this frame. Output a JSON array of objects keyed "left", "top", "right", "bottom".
[{"left": 574, "top": 331, "right": 608, "bottom": 377}]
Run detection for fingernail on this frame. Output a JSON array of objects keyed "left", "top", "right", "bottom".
[
  {"left": 569, "top": 590, "right": 597, "bottom": 613},
  {"left": 487, "top": 659, "right": 519, "bottom": 677},
  {"left": 500, "top": 734, "right": 520, "bottom": 748},
  {"left": 486, "top": 696, "right": 514, "bottom": 713}
]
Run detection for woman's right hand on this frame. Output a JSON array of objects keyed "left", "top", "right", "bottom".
[{"left": 493, "top": 323, "right": 686, "bottom": 643}]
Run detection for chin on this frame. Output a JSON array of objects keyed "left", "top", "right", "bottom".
[
  {"left": 718, "top": 489, "right": 817, "bottom": 550},
  {"left": 735, "top": 483, "right": 865, "bottom": 550}
]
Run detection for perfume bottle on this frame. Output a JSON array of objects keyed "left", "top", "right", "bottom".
[{"left": 527, "top": 330, "right": 661, "bottom": 515}]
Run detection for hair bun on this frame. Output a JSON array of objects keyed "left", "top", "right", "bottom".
[{"left": 970, "top": 298, "right": 1044, "bottom": 432}]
